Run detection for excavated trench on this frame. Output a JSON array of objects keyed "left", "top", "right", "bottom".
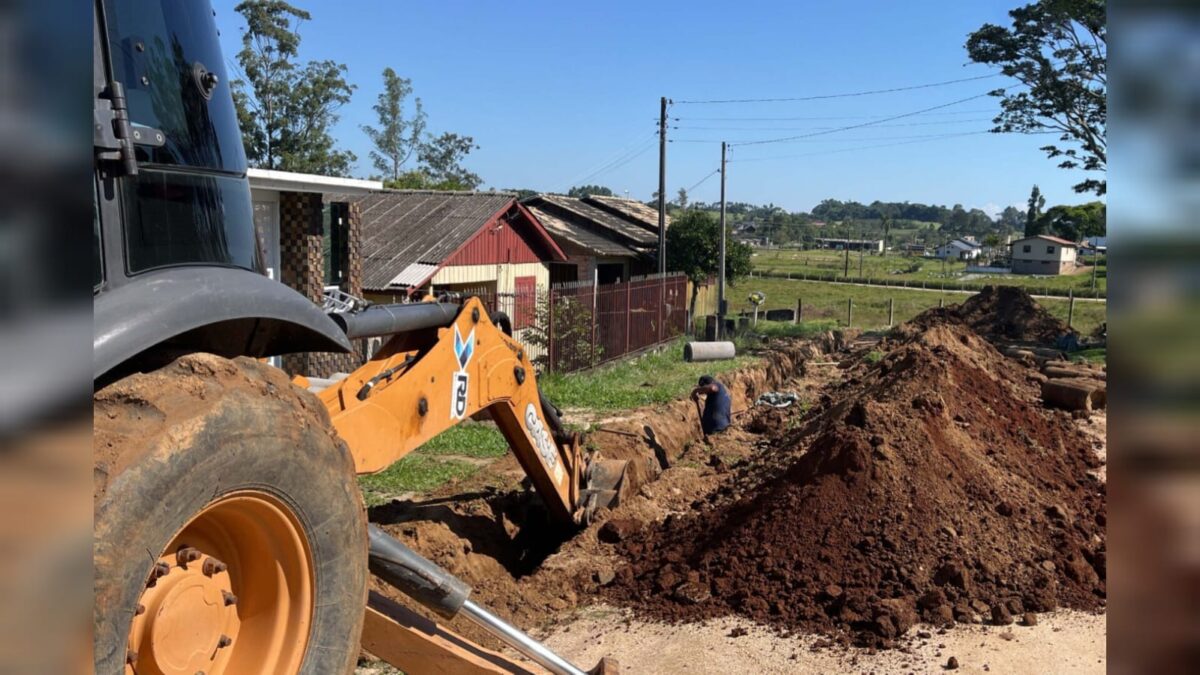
[{"left": 364, "top": 289, "right": 1105, "bottom": 655}]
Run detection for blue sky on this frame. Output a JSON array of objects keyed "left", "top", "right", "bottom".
[{"left": 213, "top": 0, "right": 1087, "bottom": 215}]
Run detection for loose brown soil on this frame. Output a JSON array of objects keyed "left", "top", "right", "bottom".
[
  {"left": 904, "top": 285, "right": 1071, "bottom": 345},
  {"left": 359, "top": 290, "right": 1106, "bottom": 668},
  {"left": 604, "top": 317, "right": 1106, "bottom": 646}
]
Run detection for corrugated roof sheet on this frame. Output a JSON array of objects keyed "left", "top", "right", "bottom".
[
  {"left": 528, "top": 195, "right": 658, "bottom": 247},
  {"left": 327, "top": 190, "right": 514, "bottom": 290},
  {"left": 584, "top": 195, "right": 670, "bottom": 233},
  {"left": 526, "top": 205, "right": 638, "bottom": 258},
  {"left": 387, "top": 262, "right": 439, "bottom": 287}
]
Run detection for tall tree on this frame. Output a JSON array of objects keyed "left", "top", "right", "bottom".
[
  {"left": 417, "top": 132, "right": 481, "bottom": 190},
  {"left": 665, "top": 210, "right": 752, "bottom": 324},
  {"left": 1025, "top": 185, "right": 1046, "bottom": 236},
  {"left": 361, "top": 68, "right": 426, "bottom": 182},
  {"left": 967, "top": 0, "right": 1106, "bottom": 195},
  {"left": 567, "top": 185, "right": 614, "bottom": 198},
  {"left": 232, "top": 0, "right": 356, "bottom": 176},
  {"left": 677, "top": 187, "right": 689, "bottom": 210}
]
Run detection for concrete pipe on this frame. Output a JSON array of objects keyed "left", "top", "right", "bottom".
[{"left": 684, "top": 341, "right": 737, "bottom": 363}]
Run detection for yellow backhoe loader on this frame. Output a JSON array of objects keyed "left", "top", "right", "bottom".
[{"left": 93, "top": 2, "right": 622, "bottom": 672}]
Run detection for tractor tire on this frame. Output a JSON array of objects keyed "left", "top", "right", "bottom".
[{"left": 94, "top": 353, "right": 367, "bottom": 675}]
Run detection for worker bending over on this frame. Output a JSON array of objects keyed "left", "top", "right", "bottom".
[{"left": 691, "top": 375, "right": 732, "bottom": 435}]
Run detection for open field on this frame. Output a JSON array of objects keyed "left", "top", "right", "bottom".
[
  {"left": 751, "top": 248, "right": 1107, "bottom": 296},
  {"left": 730, "top": 277, "right": 1106, "bottom": 336}
]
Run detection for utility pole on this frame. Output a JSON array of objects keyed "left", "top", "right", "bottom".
[
  {"left": 717, "top": 141, "right": 728, "bottom": 339},
  {"left": 858, "top": 227, "right": 865, "bottom": 277},
  {"left": 657, "top": 96, "right": 668, "bottom": 275},
  {"left": 843, "top": 220, "right": 851, "bottom": 278}
]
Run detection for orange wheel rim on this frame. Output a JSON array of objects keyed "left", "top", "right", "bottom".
[{"left": 126, "top": 491, "right": 314, "bottom": 675}]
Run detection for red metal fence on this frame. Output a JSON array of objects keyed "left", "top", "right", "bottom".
[{"left": 449, "top": 273, "right": 688, "bottom": 374}]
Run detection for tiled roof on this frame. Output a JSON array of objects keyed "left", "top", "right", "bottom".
[
  {"left": 583, "top": 195, "right": 669, "bottom": 233},
  {"left": 525, "top": 205, "right": 639, "bottom": 258},
  {"left": 326, "top": 190, "right": 515, "bottom": 290},
  {"left": 1013, "top": 234, "right": 1079, "bottom": 247},
  {"left": 526, "top": 195, "right": 659, "bottom": 248}
]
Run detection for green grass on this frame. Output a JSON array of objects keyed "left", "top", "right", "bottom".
[
  {"left": 865, "top": 350, "right": 885, "bottom": 363},
  {"left": 748, "top": 318, "right": 840, "bottom": 339},
  {"left": 539, "top": 338, "right": 760, "bottom": 411},
  {"left": 730, "top": 277, "right": 1107, "bottom": 336},
  {"left": 1070, "top": 347, "right": 1107, "bottom": 365},
  {"left": 359, "top": 454, "right": 479, "bottom": 507},
  {"left": 416, "top": 424, "right": 509, "bottom": 459},
  {"left": 750, "top": 249, "right": 1107, "bottom": 296}
]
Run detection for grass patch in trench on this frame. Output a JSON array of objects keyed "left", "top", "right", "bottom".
[
  {"left": 539, "top": 338, "right": 760, "bottom": 411},
  {"left": 359, "top": 454, "right": 479, "bottom": 507},
  {"left": 358, "top": 425, "right": 510, "bottom": 506},
  {"left": 1070, "top": 347, "right": 1107, "bottom": 365}
]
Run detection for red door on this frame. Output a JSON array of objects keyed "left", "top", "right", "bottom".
[{"left": 514, "top": 276, "right": 537, "bottom": 329}]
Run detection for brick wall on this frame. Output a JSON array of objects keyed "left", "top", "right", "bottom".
[{"left": 279, "top": 192, "right": 366, "bottom": 378}]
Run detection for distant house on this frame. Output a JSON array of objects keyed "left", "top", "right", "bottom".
[
  {"left": 901, "top": 242, "right": 927, "bottom": 255},
  {"left": 1081, "top": 236, "right": 1107, "bottom": 256},
  {"left": 933, "top": 239, "right": 983, "bottom": 261},
  {"left": 1010, "top": 235, "right": 1078, "bottom": 275},
  {"left": 339, "top": 191, "right": 566, "bottom": 305},
  {"left": 523, "top": 194, "right": 662, "bottom": 285},
  {"left": 813, "top": 237, "right": 883, "bottom": 253}
]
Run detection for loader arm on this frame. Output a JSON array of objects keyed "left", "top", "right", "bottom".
[{"left": 310, "top": 298, "right": 603, "bottom": 524}]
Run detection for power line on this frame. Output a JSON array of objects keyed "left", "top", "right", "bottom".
[
  {"left": 684, "top": 168, "right": 721, "bottom": 193},
  {"left": 558, "top": 131, "right": 657, "bottom": 190},
  {"left": 729, "top": 131, "right": 993, "bottom": 163},
  {"left": 674, "top": 109, "right": 996, "bottom": 121},
  {"left": 673, "top": 118, "right": 993, "bottom": 132},
  {"left": 674, "top": 73, "right": 1000, "bottom": 105},
  {"left": 571, "top": 140, "right": 657, "bottom": 186},
  {"left": 731, "top": 91, "right": 997, "bottom": 147},
  {"left": 680, "top": 130, "right": 995, "bottom": 145}
]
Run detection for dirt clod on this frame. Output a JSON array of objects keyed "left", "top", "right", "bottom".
[
  {"left": 598, "top": 518, "right": 642, "bottom": 544},
  {"left": 946, "top": 656, "right": 960, "bottom": 670}
]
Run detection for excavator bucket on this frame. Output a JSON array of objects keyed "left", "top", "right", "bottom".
[{"left": 580, "top": 455, "right": 629, "bottom": 523}]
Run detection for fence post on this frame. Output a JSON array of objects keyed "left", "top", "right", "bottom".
[
  {"left": 657, "top": 277, "right": 665, "bottom": 344},
  {"left": 589, "top": 287, "right": 597, "bottom": 369},
  {"left": 1067, "top": 288, "right": 1075, "bottom": 328},
  {"left": 797, "top": 297, "right": 803, "bottom": 322},
  {"left": 888, "top": 297, "right": 895, "bottom": 327},
  {"left": 846, "top": 298, "right": 853, "bottom": 328},
  {"left": 624, "top": 280, "right": 633, "bottom": 356},
  {"left": 548, "top": 287, "right": 556, "bottom": 373},
  {"left": 939, "top": 297, "right": 944, "bottom": 308}
]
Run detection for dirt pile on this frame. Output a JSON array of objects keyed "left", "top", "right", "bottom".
[
  {"left": 905, "top": 286, "right": 1070, "bottom": 345},
  {"left": 605, "top": 320, "right": 1105, "bottom": 646}
]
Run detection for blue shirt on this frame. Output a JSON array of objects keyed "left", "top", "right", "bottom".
[{"left": 702, "top": 382, "right": 732, "bottom": 434}]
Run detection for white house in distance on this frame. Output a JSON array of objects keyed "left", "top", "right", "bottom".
[
  {"left": 932, "top": 238, "right": 983, "bottom": 261},
  {"left": 1010, "top": 234, "right": 1079, "bottom": 275}
]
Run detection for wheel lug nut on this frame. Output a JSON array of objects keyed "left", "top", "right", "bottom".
[
  {"left": 202, "top": 558, "right": 227, "bottom": 577},
  {"left": 147, "top": 561, "right": 170, "bottom": 586},
  {"left": 217, "top": 635, "right": 232, "bottom": 649},
  {"left": 126, "top": 650, "right": 138, "bottom": 664},
  {"left": 222, "top": 590, "right": 238, "bottom": 606},
  {"left": 176, "top": 546, "right": 202, "bottom": 567},
  {"left": 135, "top": 603, "right": 146, "bottom": 616}
]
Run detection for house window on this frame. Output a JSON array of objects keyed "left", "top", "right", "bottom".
[
  {"left": 1022, "top": 245, "right": 1031, "bottom": 253},
  {"left": 1046, "top": 246, "right": 1055, "bottom": 254},
  {"left": 323, "top": 202, "right": 350, "bottom": 289}
]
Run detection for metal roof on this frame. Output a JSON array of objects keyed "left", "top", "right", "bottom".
[
  {"left": 525, "top": 205, "right": 639, "bottom": 258},
  {"left": 328, "top": 190, "right": 516, "bottom": 290},
  {"left": 526, "top": 195, "right": 658, "bottom": 247},
  {"left": 583, "top": 195, "right": 668, "bottom": 233}
]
